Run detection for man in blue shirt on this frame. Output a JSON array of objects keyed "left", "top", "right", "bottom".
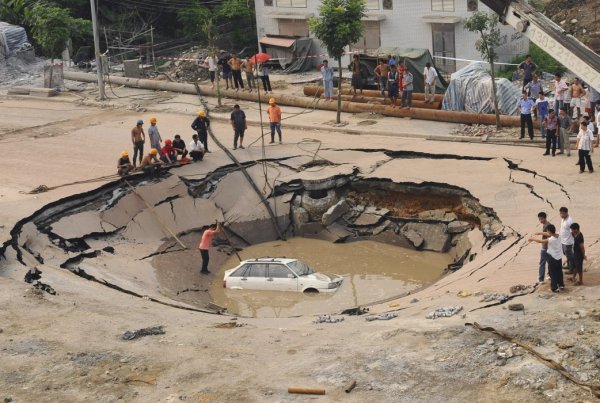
[
  {"left": 517, "top": 91, "right": 535, "bottom": 139},
  {"left": 534, "top": 91, "right": 550, "bottom": 138}
]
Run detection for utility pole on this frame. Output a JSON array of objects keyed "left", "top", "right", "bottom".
[{"left": 90, "top": 0, "right": 106, "bottom": 99}]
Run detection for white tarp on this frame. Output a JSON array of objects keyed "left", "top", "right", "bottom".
[
  {"left": 442, "top": 63, "right": 520, "bottom": 116},
  {"left": 0, "top": 22, "right": 29, "bottom": 61}
]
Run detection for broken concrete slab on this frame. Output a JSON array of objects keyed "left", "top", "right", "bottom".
[
  {"left": 402, "top": 228, "right": 424, "bottom": 249},
  {"left": 321, "top": 199, "right": 350, "bottom": 226},
  {"left": 325, "top": 223, "right": 354, "bottom": 242},
  {"left": 50, "top": 211, "right": 118, "bottom": 239},
  {"left": 402, "top": 222, "right": 450, "bottom": 252},
  {"left": 447, "top": 220, "right": 472, "bottom": 234},
  {"left": 353, "top": 212, "right": 384, "bottom": 227}
]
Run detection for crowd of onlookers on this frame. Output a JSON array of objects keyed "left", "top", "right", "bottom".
[{"left": 515, "top": 55, "right": 600, "bottom": 173}]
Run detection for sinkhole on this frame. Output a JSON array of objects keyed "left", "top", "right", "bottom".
[{"left": 1, "top": 155, "right": 504, "bottom": 318}]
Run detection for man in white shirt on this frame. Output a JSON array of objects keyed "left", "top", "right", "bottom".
[
  {"left": 423, "top": 62, "right": 438, "bottom": 103},
  {"left": 559, "top": 207, "right": 574, "bottom": 276},
  {"left": 189, "top": 134, "right": 205, "bottom": 162},
  {"left": 204, "top": 54, "right": 218, "bottom": 88},
  {"left": 576, "top": 121, "right": 594, "bottom": 173},
  {"left": 553, "top": 73, "right": 568, "bottom": 113}
]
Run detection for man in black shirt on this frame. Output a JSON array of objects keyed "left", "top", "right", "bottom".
[
  {"left": 230, "top": 104, "right": 247, "bottom": 149},
  {"left": 570, "top": 223, "right": 585, "bottom": 285},
  {"left": 172, "top": 134, "right": 188, "bottom": 160},
  {"left": 191, "top": 110, "right": 211, "bottom": 153},
  {"left": 218, "top": 51, "right": 233, "bottom": 90},
  {"left": 117, "top": 150, "right": 133, "bottom": 176}
]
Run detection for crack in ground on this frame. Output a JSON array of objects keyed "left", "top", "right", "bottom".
[
  {"left": 508, "top": 170, "right": 554, "bottom": 209},
  {"left": 504, "top": 158, "right": 571, "bottom": 200},
  {"left": 139, "top": 242, "right": 185, "bottom": 260},
  {"left": 324, "top": 148, "right": 494, "bottom": 161}
]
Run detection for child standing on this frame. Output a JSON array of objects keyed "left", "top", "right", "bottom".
[
  {"left": 570, "top": 223, "right": 585, "bottom": 285},
  {"left": 529, "top": 224, "right": 565, "bottom": 292}
]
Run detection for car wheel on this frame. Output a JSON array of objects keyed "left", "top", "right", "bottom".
[{"left": 303, "top": 288, "right": 319, "bottom": 294}]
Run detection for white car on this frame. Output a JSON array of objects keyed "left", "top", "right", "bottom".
[{"left": 223, "top": 258, "right": 343, "bottom": 293}]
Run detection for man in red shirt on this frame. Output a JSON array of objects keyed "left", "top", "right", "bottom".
[
  {"left": 160, "top": 139, "right": 177, "bottom": 164},
  {"left": 199, "top": 223, "right": 221, "bottom": 274}
]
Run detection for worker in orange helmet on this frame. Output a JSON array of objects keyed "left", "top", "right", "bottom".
[
  {"left": 191, "top": 110, "right": 211, "bottom": 153},
  {"left": 117, "top": 150, "right": 133, "bottom": 177},
  {"left": 267, "top": 98, "right": 282, "bottom": 144},
  {"left": 141, "top": 148, "right": 163, "bottom": 177},
  {"left": 148, "top": 117, "right": 162, "bottom": 151}
]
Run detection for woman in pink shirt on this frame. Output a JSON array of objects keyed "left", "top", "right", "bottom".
[{"left": 199, "top": 223, "right": 221, "bottom": 274}]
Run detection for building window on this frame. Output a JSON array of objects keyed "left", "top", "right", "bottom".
[
  {"left": 265, "top": 0, "right": 273, "bottom": 6},
  {"left": 431, "top": 23, "right": 456, "bottom": 73},
  {"left": 278, "top": 19, "right": 309, "bottom": 36},
  {"left": 276, "top": 0, "right": 307, "bottom": 7},
  {"left": 467, "top": 0, "right": 478, "bottom": 11},
  {"left": 366, "top": 0, "right": 379, "bottom": 10},
  {"left": 431, "top": 0, "right": 454, "bottom": 11},
  {"left": 350, "top": 21, "right": 381, "bottom": 51},
  {"left": 382, "top": 0, "right": 392, "bottom": 10}
]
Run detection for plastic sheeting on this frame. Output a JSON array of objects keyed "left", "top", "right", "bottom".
[
  {"left": 259, "top": 36, "right": 314, "bottom": 74},
  {"left": 0, "top": 22, "right": 29, "bottom": 61},
  {"left": 442, "top": 63, "right": 520, "bottom": 116}
]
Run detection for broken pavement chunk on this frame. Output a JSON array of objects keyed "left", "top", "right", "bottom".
[
  {"left": 426, "top": 306, "right": 463, "bottom": 319},
  {"left": 121, "top": 326, "right": 165, "bottom": 340},
  {"left": 321, "top": 199, "right": 350, "bottom": 226},
  {"left": 402, "top": 228, "right": 424, "bottom": 249},
  {"left": 446, "top": 220, "right": 471, "bottom": 234}
]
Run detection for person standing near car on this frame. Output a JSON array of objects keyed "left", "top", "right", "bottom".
[{"left": 199, "top": 223, "right": 221, "bottom": 274}]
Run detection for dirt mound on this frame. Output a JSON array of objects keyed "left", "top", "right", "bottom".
[{"left": 544, "top": 0, "right": 600, "bottom": 51}]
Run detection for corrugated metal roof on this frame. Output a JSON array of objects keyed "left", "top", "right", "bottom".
[{"left": 259, "top": 36, "right": 296, "bottom": 48}]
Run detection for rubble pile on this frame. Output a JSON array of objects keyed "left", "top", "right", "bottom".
[
  {"left": 163, "top": 47, "right": 211, "bottom": 83},
  {"left": 544, "top": 0, "right": 600, "bottom": 51},
  {"left": 449, "top": 124, "right": 516, "bottom": 138}
]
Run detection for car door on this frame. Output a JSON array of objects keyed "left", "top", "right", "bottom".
[
  {"left": 242, "top": 263, "right": 268, "bottom": 290},
  {"left": 225, "top": 264, "right": 249, "bottom": 289},
  {"left": 266, "top": 264, "right": 299, "bottom": 291}
]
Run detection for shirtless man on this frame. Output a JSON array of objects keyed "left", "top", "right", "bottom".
[
  {"left": 374, "top": 59, "right": 389, "bottom": 97},
  {"left": 131, "top": 119, "right": 146, "bottom": 168},
  {"left": 570, "top": 78, "right": 586, "bottom": 119},
  {"left": 228, "top": 53, "right": 244, "bottom": 91}
]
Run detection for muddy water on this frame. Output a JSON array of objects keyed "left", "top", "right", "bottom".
[{"left": 209, "top": 238, "right": 452, "bottom": 318}]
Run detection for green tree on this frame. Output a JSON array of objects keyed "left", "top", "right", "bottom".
[
  {"left": 464, "top": 11, "right": 502, "bottom": 129},
  {"left": 309, "top": 0, "right": 365, "bottom": 123}
]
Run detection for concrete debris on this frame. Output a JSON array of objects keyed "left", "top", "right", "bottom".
[
  {"left": 509, "top": 284, "right": 529, "bottom": 294},
  {"left": 449, "top": 124, "right": 513, "bottom": 138},
  {"left": 24, "top": 267, "right": 42, "bottom": 283},
  {"left": 457, "top": 290, "right": 472, "bottom": 297},
  {"left": 341, "top": 307, "right": 369, "bottom": 315},
  {"left": 365, "top": 313, "right": 398, "bottom": 321},
  {"left": 402, "top": 228, "right": 424, "bottom": 249},
  {"left": 446, "top": 221, "right": 472, "bottom": 234},
  {"left": 321, "top": 199, "right": 350, "bottom": 226},
  {"left": 314, "top": 315, "right": 344, "bottom": 324},
  {"left": 292, "top": 206, "right": 310, "bottom": 231},
  {"left": 121, "top": 326, "right": 165, "bottom": 340},
  {"left": 402, "top": 222, "right": 450, "bottom": 252},
  {"left": 214, "top": 322, "right": 245, "bottom": 329},
  {"left": 508, "top": 303, "right": 524, "bottom": 311},
  {"left": 426, "top": 306, "right": 463, "bottom": 319},
  {"left": 481, "top": 293, "right": 509, "bottom": 303},
  {"left": 32, "top": 281, "right": 56, "bottom": 295}
]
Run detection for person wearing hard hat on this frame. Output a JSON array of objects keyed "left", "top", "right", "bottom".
[
  {"left": 267, "top": 98, "right": 282, "bottom": 144},
  {"left": 148, "top": 117, "right": 162, "bottom": 151},
  {"left": 159, "top": 139, "right": 177, "bottom": 164},
  {"left": 117, "top": 150, "right": 133, "bottom": 177},
  {"left": 131, "top": 119, "right": 146, "bottom": 168},
  {"left": 141, "top": 148, "right": 163, "bottom": 176},
  {"left": 191, "top": 110, "right": 211, "bottom": 153}
]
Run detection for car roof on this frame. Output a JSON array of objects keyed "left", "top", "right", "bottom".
[{"left": 240, "top": 257, "right": 297, "bottom": 265}]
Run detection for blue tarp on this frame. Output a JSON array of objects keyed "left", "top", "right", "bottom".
[
  {"left": 442, "top": 63, "right": 520, "bottom": 116},
  {"left": 0, "top": 22, "right": 29, "bottom": 60}
]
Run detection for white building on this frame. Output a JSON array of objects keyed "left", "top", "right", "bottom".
[{"left": 255, "top": 0, "right": 528, "bottom": 73}]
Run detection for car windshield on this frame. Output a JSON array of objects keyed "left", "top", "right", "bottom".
[{"left": 287, "top": 260, "right": 315, "bottom": 276}]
